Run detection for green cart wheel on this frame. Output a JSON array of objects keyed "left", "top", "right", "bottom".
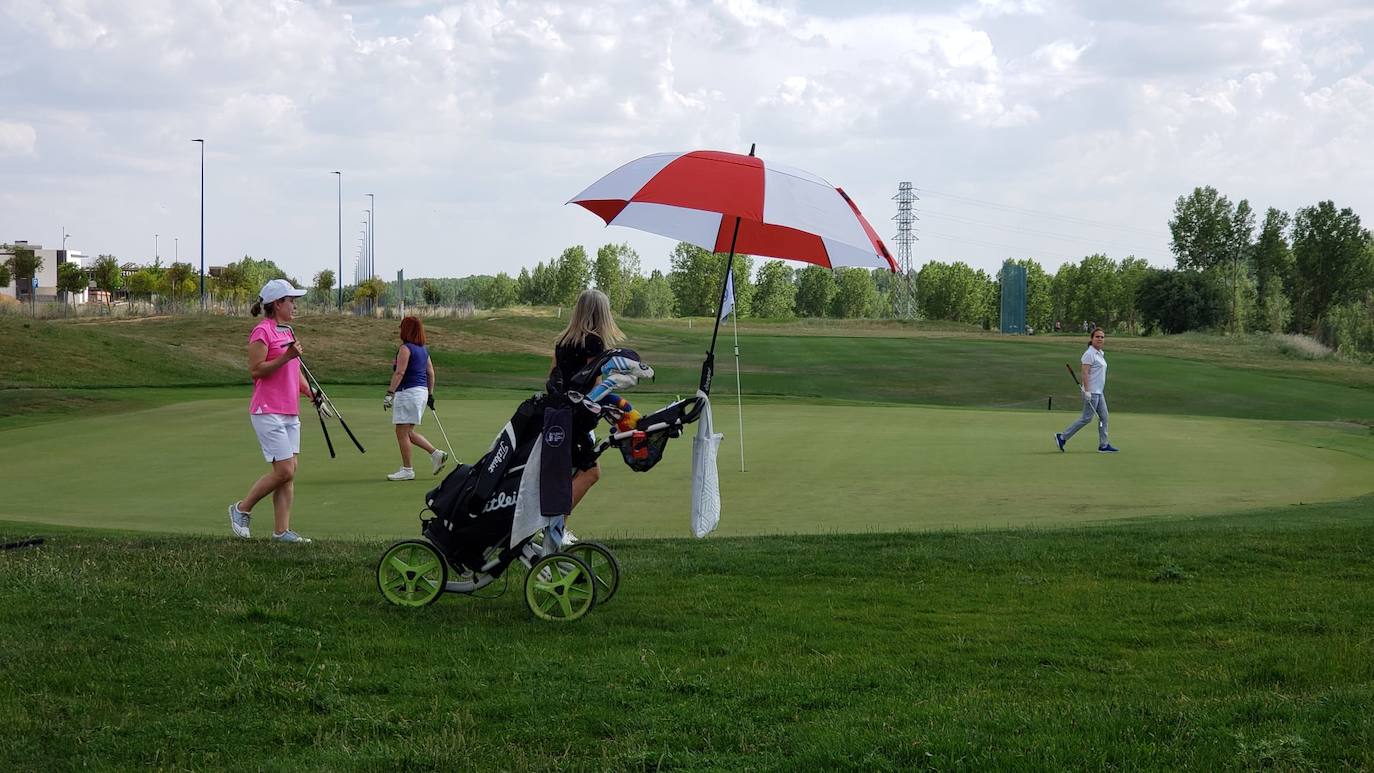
[
  {"left": 524, "top": 553, "right": 597, "bottom": 622},
  {"left": 566, "top": 542, "right": 621, "bottom": 604},
  {"left": 377, "top": 540, "right": 448, "bottom": 607}
]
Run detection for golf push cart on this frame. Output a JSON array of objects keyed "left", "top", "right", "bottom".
[{"left": 375, "top": 348, "right": 708, "bottom": 622}]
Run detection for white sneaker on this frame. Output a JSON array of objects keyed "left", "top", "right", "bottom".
[
  {"left": 228, "top": 501, "right": 251, "bottom": 539},
  {"left": 272, "top": 530, "right": 312, "bottom": 544},
  {"left": 387, "top": 467, "right": 415, "bottom": 481},
  {"left": 562, "top": 528, "right": 578, "bottom": 545},
  {"left": 431, "top": 449, "right": 449, "bottom": 476}
]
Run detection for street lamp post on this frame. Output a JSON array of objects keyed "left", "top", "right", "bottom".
[
  {"left": 155, "top": 233, "right": 159, "bottom": 263},
  {"left": 175, "top": 237, "right": 179, "bottom": 262},
  {"left": 192, "top": 139, "right": 204, "bottom": 310},
  {"left": 332, "top": 171, "right": 342, "bottom": 311},
  {"left": 62, "top": 229, "right": 69, "bottom": 252},
  {"left": 363, "top": 209, "right": 371, "bottom": 280},
  {"left": 366, "top": 193, "right": 375, "bottom": 278}
]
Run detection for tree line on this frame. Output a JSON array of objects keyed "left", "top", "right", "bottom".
[{"left": 11, "top": 186, "right": 1368, "bottom": 356}]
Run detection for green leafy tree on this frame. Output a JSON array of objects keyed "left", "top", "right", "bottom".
[
  {"left": 1257, "top": 282, "right": 1292, "bottom": 334},
  {"left": 0, "top": 260, "right": 10, "bottom": 290},
  {"left": 57, "top": 262, "right": 88, "bottom": 304},
  {"left": 1169, "top": 186, "right": 1239, "bottom": 271},
  {"left": 831, "top": 267, "right": 877, "bottom": 318},
  {"left": 420, "top": 279, "right": 442, "bottom": 305},
  {"left": 751, "top": 260, "right": 796, "bottom": 318},
  {"left": 914, "top": 261, "right": 984, "bottom": 322},
  {"left": 1134, "top": 269, "right": 1226, "bottom": 334},
  {"left": 1251, "top": 208, "right": 1295, "bottom": 329},
  {"left": 484, "top": 272, "right": 517, "bottom": 309},
  {"left": 351, "top": 276, "right": 388, "bottom": 310},
  {"left": 795, "top": 265, "right": 837, "bottom": 318},
  {"left": 1292, "top": 200, "right": 1372, "bottom": 335},
  {"left": 90, "top": 255, "right": 122, "bottom": 300},
  {"left": 7, "top": 245, "right": 41, "bottom": 296},
  {"left": 313, "top": 269, "right": 336, "bottom": 306},
  {"left": 1073, "top": 254, "right": 1121, "bottom": 330},
  {"left": 594, "top": 243, "right": 638, "bottom": 314},
  {"left": 668, "top": 243, "right": 719, "bottom": 316},
  {"left": 625, "top": 270, "right": 675, "bottom": 318},
  {"left": 126, "top": 269, "right": 159, "bottom": 300},
  {"left": 515, "top": 267, "right": 533, "bottom": 304},
  {"left": 554, "top": 246, "right": 591, "bottom": 306},
  {"left": 161, "top": 262, "right": 196, "bottom": 303},
  {"left": 1326, "top": 295, "right": 1374, "bottom": 357},
  {"left": 1115, "top": 257, "right": 1151, "bottom": 334}
]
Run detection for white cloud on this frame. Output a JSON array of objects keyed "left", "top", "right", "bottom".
[
  {"left": 0, "top": 0, "right": 1370, "bottom": 278},
  {"left": 0, "top": 122, "right": 38, "bottom": 157}
]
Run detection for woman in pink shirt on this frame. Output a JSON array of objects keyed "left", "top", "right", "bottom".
[{"left": 228, "top": 279, "right": 322, "bottom": 543}]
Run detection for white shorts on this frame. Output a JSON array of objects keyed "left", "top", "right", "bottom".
[
  {"left": 392, "top": 386, "right": 427, "bottom": 425},
  {"left": 250, "top": 413, "right": 301, "bottom": 463}
]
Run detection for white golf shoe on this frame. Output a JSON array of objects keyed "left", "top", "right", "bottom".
[
  {"left": 431, "top": 449, "right": 449, "bottom": 476},
  {"left": 387, "top": 467, "right": 416, "bottom": 481},
  {"left": 228, "top": 502, "right": 251, "bottom": 539}
]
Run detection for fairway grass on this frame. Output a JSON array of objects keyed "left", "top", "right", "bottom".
[
  {"left": 2, "top": 394, "right": 1371, "bottom": 539},
  {"left": 2, "top": 504, "right": 1372, "bottom": 770}
]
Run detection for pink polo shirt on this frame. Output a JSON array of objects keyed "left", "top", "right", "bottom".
[{"left": 248, "top": 318, "right": 302, "bottom": 416}]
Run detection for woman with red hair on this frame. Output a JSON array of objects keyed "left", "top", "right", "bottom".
[{"left": 383, "top": 316, "right": 449, "bottom": 480}]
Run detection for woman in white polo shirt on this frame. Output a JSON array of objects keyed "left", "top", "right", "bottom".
[
  {"left": 1056, "top": 327, "right": 1119, "bottom": 453},
  {"left": 227, "top": 279, "right": 321, "bottom": 543}
]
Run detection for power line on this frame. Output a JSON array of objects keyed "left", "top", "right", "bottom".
[
  {"left": 915, "top": 187, "right": 1165, "bottom": 237},
  {"left": 916, "top": 208, "right": 1166, "bottom": 260},
  {"left": 918, "top": 228, "right": 1086, "bottom": 263}
]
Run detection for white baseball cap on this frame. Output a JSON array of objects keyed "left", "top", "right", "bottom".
[{"left": 259, "top": 278, "right": 307, "bottom": 304}]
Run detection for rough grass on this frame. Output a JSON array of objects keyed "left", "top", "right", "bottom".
[
  {"left": 2, "top": 500, "right": 1372, "bottom": 770},
  {"left": 4, "top": 314, "right": 1373, "bottom": 423}
]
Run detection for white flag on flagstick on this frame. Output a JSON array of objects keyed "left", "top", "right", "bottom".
[{"left": 719, "top": 270, "right": 735, "bottom": 321}]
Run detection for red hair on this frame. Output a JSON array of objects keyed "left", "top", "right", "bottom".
[{"left": 400, "top": 316, "right": 426, "bottom": 346}]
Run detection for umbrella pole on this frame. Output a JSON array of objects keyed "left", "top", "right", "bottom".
[{"left": 700, "top": 216, "right": 742, "bottom": 396}]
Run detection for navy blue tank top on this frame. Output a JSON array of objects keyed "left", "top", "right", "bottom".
[{"left": 396, "top": 342, "right": 429, "bottom": 390}]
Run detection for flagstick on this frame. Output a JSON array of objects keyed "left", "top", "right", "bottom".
[{"left": 731, "top": 310, "right": 746, "bottom": 472}]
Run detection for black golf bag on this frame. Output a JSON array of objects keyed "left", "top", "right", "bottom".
[{"left": 418, "top": 349, "right": 701, "bottom": 573}]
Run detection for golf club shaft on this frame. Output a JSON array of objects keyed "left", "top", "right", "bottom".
[
  {"left": 317, "top": 405, "right": 336, "bottom": 458},
  {"left": 1065, "top": 363, "right": 1081, "bottom": 386},
  {"left": 280, "top": 326, "right": 365, "bottom": 454},
  {"left": 430, "top": 405, "right": 454, "bottom": 455}
]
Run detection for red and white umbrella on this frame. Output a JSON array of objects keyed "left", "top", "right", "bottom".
[{"left": 569, "top": 149, "right": 896, "bottom": 272}]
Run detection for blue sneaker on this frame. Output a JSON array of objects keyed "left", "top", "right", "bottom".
[
  {"left": 228, "top": 502, "right": 250, "bottom": 539},
  {"left": 272, "top": 530, "right": 312, "bottom": 544},
  {"left": 1055, "top": 433, "right": 1066, "bottom": 453},
  {"left": 1098, "top": 444, "right": 1120, "bottom": 453}
]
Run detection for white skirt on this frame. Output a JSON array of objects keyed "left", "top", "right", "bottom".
[{"left": 392, "top": 386, "right": 427, "bottom": 425}]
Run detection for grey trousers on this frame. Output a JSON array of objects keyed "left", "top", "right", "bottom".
[{"left": 1062, "top": 393, "right": 1109, "bottom": 447}]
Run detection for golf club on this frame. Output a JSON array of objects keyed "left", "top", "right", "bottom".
[
  {"left": 429, "top": 402, "right": 455, "bottom": 461},
  {"left": 278, "top": 325, "right": 366, "bottom": 455},
  {"left": 1065, "top": 363, "right": 1082, "bottom": 388}
]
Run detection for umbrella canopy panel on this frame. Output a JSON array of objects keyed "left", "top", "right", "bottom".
[{"left": 571, "top": 150, "right": 896, "bottom": 271}]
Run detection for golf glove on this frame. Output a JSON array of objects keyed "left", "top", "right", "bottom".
[
  {"left": 311, "top": 390, "right": 334, "bottom": 418},
  {"left": 1081, "top": 388, "right": 1092, "bottom": 402},
  {"left": 427, "top": 393, "right": 435, "bottom": 410},
  {"left": 383, "top": 392, "right": 394, "bottom": 411}
]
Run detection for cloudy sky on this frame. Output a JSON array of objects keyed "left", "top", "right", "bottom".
[{"left": 2, "top": 0, "right": 1371, "bottom": 283}]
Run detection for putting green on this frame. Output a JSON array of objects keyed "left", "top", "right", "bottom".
[{"left": 2, "top": 397, "right": 1371, "bottom": 539}]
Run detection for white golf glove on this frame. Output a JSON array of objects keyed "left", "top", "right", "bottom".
[
  {"left": 1081, "top": 388, "right": 1092, "bottom": 402},
  {"left": 311, "top": 390, "right": 334, "bottom": 418},
  {"left": 383, "top": 392, "right": 394, "bottom": 411}
]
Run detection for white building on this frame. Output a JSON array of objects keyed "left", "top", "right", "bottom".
[{"left": 2, "top": 241, "right": 92, "bottom": 302}]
